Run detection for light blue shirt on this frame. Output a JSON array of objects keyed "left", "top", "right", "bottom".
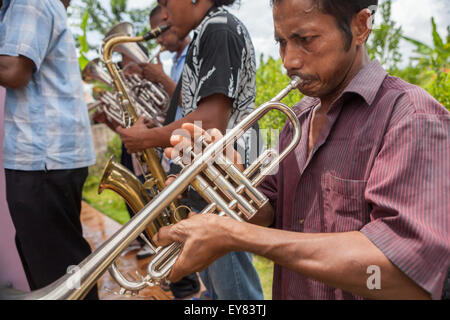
[
  {"left": 0, "top": 0, "right": 96, "bottom": 171},
  {"left": 170, "top": 45, "right": 189, "bottom": 121}
]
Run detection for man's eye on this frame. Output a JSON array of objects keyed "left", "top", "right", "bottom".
[{"left": 300, "top": 36, "right": 315, "bottom": 44}]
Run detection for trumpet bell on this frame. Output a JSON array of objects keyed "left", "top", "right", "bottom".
[
  {"left": 104, "top": 22, "right": 149, "bottom": 64},
  {"left": 104, "top": 22, "right": 134, "bottom": 40},
  {"left": 82, "top": 58, "right": 113, "bottom": 87}
]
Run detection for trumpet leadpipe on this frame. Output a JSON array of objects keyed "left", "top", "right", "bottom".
[{"left": 147, "top": 46, "right": 165, "bottom": 63}]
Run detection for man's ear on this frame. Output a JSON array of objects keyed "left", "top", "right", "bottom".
[{"left": 351, "top": 9, "right": 373, "bottom": 46}]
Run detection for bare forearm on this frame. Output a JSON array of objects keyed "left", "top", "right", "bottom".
[
  {"left": 0, "top": 55, "right": 33, "bottom": 89},
  {"left": 0, "top": 58, "right": 20, "bottom": 88},
  {"left": 227, "top": 221, "right": 430, "bottom": 300}
]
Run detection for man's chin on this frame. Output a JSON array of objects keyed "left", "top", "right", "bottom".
[{"left": 296, "top": 81, "right": 319, "bottom": 97}]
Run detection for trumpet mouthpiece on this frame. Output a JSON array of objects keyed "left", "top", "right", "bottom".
[{"left": 290, "top": 76, "right": 302, "bottom": 88}]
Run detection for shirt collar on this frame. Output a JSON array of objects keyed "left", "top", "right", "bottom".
[
  {"left": 192, "top": 5, "right": 223, "bottom": 37},
  {"left": 0, "top": 0, "right": 11, "bottom": 17},
  {"left": 340, "top": 60, "right": 388, "bottom": 107}
]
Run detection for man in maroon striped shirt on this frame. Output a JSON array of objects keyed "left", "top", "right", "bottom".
[{"left": 155, "top": 0, "right": 449, "bottom": 299}]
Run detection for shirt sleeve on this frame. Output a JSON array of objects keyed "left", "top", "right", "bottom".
[
  {"left": 360, "top": 108, "right": 450, "bottom": 299},
  {"left": 258, "top": 170, "right": 278, "bottom": 211},
  {"left": 0, "top": 0, "right": 52, "bottom": 71},
  {"left": 195, "top": 27, "right": 245, "bottom": 105}
]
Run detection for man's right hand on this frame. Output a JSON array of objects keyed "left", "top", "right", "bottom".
[
  {"left": 139, "top": 59, "right": 165, "bottom": 83},
  {"left": 164, "top": 123, "right": 244, "bottom": 171},
  {"left": 122, "top": 62, "right": 144, "bottom": 78}
]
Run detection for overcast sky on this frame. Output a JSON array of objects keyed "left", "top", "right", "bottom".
[{"left": 76, "top": 0, "right": 449, "bottom": 70}]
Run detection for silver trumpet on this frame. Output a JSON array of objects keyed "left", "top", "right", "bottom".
[{"left": 0, "top": 76, "right": 302, "bottom": 299}]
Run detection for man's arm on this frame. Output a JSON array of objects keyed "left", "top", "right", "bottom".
[
  {"left": 154, "top": 213, "right": 430, "bottom": 300},
  {"left": 117, "top": 93, "right": 232, "bottom": 153},
  {"left": 0, "top": 55, "right": 34, "bottom": 89}
]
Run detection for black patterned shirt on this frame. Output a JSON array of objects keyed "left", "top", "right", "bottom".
[{"left": 181, "top": 6, "right": 256, "bottom": 128}]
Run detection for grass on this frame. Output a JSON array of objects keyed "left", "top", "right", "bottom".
[
  {"left": 82, "top": 166, "right": 274, "bottom": 299},
  {"left": 253, "top": 255, "right": 274, "bottom": 300},
  {"left": 82, "top": 173, "right": 130, "bottom": 225}
]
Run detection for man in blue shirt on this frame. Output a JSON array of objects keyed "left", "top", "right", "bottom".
[{"left": 0, "top": 0, "right": 97, "bottom": 299}]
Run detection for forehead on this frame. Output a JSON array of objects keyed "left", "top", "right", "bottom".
[
  {"left": 273, "top": 0, "right": 335, "bottom": 35},
  {"left": 273, "top": 0, "right": 320, "bottom": 22},
  {"left": 150, "top": 12, "right": 163, "bottom": 25}
]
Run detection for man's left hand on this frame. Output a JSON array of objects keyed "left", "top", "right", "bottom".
[
  {"left": 116, "top": 116, "right": 151, "bottom": 153},
  {"left": 139, "top": 61, "right": 165, "bottom": 83},
  {"left": 152, "top": 212, "right": 236, "bottom": 283}
]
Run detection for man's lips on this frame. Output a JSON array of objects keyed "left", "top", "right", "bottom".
[{"left": 288, "top": 73, "right": 317, "bottom": 88}]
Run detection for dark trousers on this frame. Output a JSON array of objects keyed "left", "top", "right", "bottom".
[{"left": 5, "top": 168, "right": 98, "bottom": 300}]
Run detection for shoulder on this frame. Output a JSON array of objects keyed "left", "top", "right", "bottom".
[
  {"left": 199, "top": 9, "right": 251, "bottom": 45},
  {"left": 381, "top": 75, "right": 449, "bottom": 127},
  {"left": 7, "top": 0, "right": 60, "bottom": 20},
  {"left": 9, "top": 0, "right": 53, "bottom": 11}
]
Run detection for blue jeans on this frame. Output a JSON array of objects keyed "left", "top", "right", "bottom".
[{"left": 199, "top": 251, "right": 264, "bottom": 300}]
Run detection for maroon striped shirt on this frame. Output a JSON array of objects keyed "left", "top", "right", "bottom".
[{"left": 259, "top": 60, "right": 450, "bottom": 300}]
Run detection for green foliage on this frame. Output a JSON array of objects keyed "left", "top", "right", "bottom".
[
  {"left": 77, "top": 11, "right": 90, "bottom": 70},
  {"left": 107, "top": 134, "right": 123, "bottom": 163},
  {"left": 367, "top": 0, "right": 403, "bottom": 72},
  {"left": 256, "top": 55, "right": 303, "bottom": 145},
  {"left": 69, "top": 0, "right": 157, "bottom": 54},
  {"left": 401, "top": 18, "right": 450, "bottom": 109}
]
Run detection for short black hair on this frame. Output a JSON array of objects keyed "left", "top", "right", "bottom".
[
  {"left": 150, "top": 5, "right": 162, "bottom": 20},
  {"left": 271, "top": 0, "right": 378, "bottom": 50}
]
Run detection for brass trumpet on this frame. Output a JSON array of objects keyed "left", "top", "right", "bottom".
[{"left": 0, "top": 76, "right": 302, "bottom": 300}]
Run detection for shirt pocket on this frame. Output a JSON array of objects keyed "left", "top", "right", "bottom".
[{"left": 322, "top": 172, "right": 369, "bottom": 232}]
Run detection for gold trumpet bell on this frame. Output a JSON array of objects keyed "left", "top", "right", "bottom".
[
  {"left": 105, "top": 22, "right": 148, "bottom": 64},
  {"left": 98, "top": 156, "right": 162, "bottom": 239},
  {"left": 104, "top": 22, "right": 134, "bottom": 41},
  {"left": 82, "top": 58, "right": 113, "bottom": 87}
]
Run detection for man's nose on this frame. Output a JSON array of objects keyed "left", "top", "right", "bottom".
[
  {"left": 282, "top": 43, "right": 304, "bottom": 73},
  {"left": 160, "top": 6, "right": 169, "bottom": 21}
]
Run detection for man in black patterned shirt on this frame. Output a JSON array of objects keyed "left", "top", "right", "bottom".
[{"left": 117, "top": 0, "right": 263, "bottom": 300}]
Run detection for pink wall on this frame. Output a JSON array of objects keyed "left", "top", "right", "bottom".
[{"left": 0, "top": 86, "right": 29, "bottom": 291}]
